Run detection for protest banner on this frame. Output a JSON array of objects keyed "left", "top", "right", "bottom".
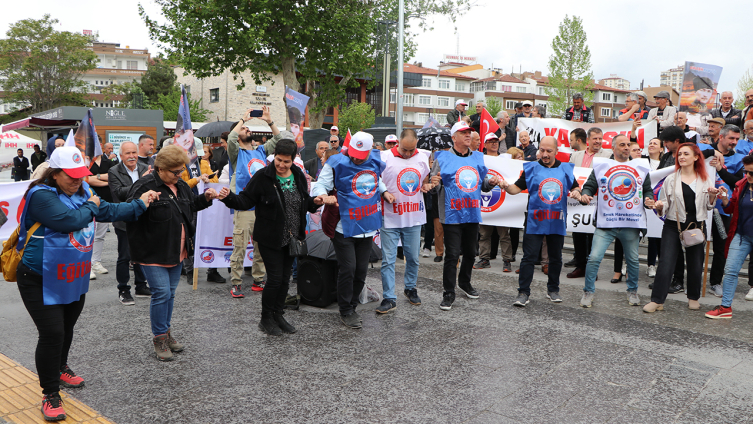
[
  {"left": 73, "top": 108, "right": 102, "bottom": 165},
  {"left": 0, "top": 181, "right": 32, "bottom": 241},
  {"left": 517, "top": 118, "right": 658, "bottom": 150},
  {"left": 284, "top": 86, "right": 310, "bottom": 152},
  {"left": 480, "top": 155, "right": 527, "bottom": 228},
  {"left": 679, "top": 61, "right": 723, "bottom": 128},
  {"left": 174, "top": 85, "right": 197, "bottom": 165},
  {"left": 193, "top": 182, "right": 253, "bottom": 269}
]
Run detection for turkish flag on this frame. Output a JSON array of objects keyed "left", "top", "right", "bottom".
[
  {"left": 342, "top": 129, "right": 352, "bottom": 153},
  {"left": 555, "top": 146, "right": 574, "bottom": 163},
  {"left": 478, "top": 108, "right": 500, "bottom": 152}
]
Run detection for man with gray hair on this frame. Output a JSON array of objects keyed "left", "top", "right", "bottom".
[
  {"left": 495, "top": 111, "right": 516, "bottom": 150},
  {"left": 618, "top": 93, "right": 649, "bottom": 122},
  {"left": 737, "top": 119, "right": 753, "bottom": 155},
  {"left": 469, "top": 101, "right": 485, "bottom": 134},
  {"left": 710, "top": 91, "right": 742, "bottom": 126},
  {"left": 533, "top": 105, "right": 546, "bottom": 118},
  {"left": 562, "top": 93, "right": 594, "bottom": 123}
]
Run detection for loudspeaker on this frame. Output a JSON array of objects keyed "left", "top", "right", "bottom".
[{"left": 297, "top": 257, "right": 338, "bottom": 308}]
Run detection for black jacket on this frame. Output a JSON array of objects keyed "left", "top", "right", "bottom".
[
  {"left": 108, "top": 160, "right": 149, "bottom": 230},
  {"left": 125, "top": 172, "right": 213, "bottom": 266},
  {"left": 710, "top": 107, "right": 742, "bottom": 127},
  {"left": 304, "top": 157, "right": 321, "bottom": 181},
  {"left": 30, "top": 151, "right": 47, "bottom": 170},
  {"left": 212, "top": 147, "right": 228, "bottom": 178},
  {"left": 221, "top": 163, "right": 319, "bottom": 249}
]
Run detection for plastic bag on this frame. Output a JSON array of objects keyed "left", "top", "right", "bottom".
[{"left": 358, "top": 285, "right": 382, "bottom": 304}]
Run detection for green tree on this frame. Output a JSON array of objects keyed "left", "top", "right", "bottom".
[
  {"left": 735, "top": 65, "right": 753, "bottom": 110},
  {"left": 102, "top": 81, "right": 150, "bottom": 109},
  {"left": 140, "top": 0, "right": 472, "bottom": 129},
  {"left": 152, "top": 86, "right": 210, "bottom": 122},
  {"left": 544, "top": 15, "right": 594, "bottom": 117},
  {"left": 139, "top": 59, "right": 177, "bottom": 102},
  {"left": 484, "top": 97, "right": 503, "bottom": 118},
  {"left": 337, "top": 102, "right": 376, "bottom": 133},
  {"left": 0, "top": 15, "right": 97, "bottom": 113}
]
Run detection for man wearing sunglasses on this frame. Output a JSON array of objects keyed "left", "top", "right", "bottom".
[{"left": 329, "top": 135, "right": 341, "bottom": 152}]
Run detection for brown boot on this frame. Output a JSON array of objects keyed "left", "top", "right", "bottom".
[
  {"left": 166, "top": 329, "right": 184, "bottom": 352},
  {"left": 153, "top": 334, "right": 174, "bottom": 361}
]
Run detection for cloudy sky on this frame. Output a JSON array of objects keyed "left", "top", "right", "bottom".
[{"left": 3, "top": 0, "right": 752, "bottom": 98}]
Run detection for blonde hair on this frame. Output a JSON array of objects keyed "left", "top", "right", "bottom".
[
  {"left": 154, "top": 144, "right": 189, "bottom": 170},
  {"left": 507, "top": 147, "right": 523, "bottom": 160}
]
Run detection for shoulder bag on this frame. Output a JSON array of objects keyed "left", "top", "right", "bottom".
[{"left": 674, "top": 173, "right": 705, "bottom": 248}]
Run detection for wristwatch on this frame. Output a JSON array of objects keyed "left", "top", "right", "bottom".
[
  {"left": 267, "top": 121, "right": 274, "bottom": 127},
  {"left": 96, "top": 174, "right": 101, "bottom": 180}
]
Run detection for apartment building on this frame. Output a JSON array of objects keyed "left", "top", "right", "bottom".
[
  {"left": 598, "top": 75, "right": 630, "bottom": 90},
  {"left": 660, "top": 65, "right": 684, "bottom": 93},
  {"left": 85, "top": 41, "right": 150, "bottom": 108}
]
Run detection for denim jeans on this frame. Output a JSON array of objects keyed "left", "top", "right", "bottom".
[
  {"left": 141, "top": 264, "right": 183, "bottom": 336},
  {"left": 380, "top": 225, "right": 421, "bottom": 301},
  {"left": 584, "top": 228, "right": 641, "bottom": 293},
  {"left": 721, "top": 234, "right": 753, "bottom": 308}
]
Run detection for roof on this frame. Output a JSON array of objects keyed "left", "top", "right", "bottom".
[
  {"left": 402, "top": 63, "right": 476, "bottom": 80},
  {"left": 591, "top": 83, "right": 632, "bottom": 93},
  {"left": 472, "top": 74, "right": 527, "bottom": 84}
]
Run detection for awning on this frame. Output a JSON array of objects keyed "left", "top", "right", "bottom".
[{"left": 1, "top": 117, "right": 78, "bottom": 133}]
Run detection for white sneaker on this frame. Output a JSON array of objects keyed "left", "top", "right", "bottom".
[
  {"left": 746, "top": 288, "right": 753, "bottom": 301},
  {"left": 647, "top": 265, "right": 656, "bottom": 278},
  {"left": 92, "top": 262, "right": 108, "bottom": 274},
  {"left": 709, "top": 284, "right": 723, "bottom": 298},
  {"left": 421, "top": 248, "right": 431, "bottom": 258},
  {"left": 90, "top": 271, "right": 96, "bottom": 280}
]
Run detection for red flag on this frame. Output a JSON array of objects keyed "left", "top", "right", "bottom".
[
  {"left": 478, "top": 108, "right": 500, "bottom": 152},
  {"left": 555, "top": 146, "right": 574, "bottom": 163},
  {"left": 341, "top": 129, "right": 352, "bottom": 153}
]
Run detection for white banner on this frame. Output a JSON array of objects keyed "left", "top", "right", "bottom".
[
  {"left": 566, "top": 167, "right": 597, "bottom": 233},
  {"left": 517, "top": 118, "right": 658, "bottom": 150},
  {"left": 0, "top": 181, "right": 32, "bottom": 241},
  {"left": 480, "top": 155, "right": 527, "bottom": 228},
  {"left": 193, "top": 182, "right": 254, "bottom": 269}
]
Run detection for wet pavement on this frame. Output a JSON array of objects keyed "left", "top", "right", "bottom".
[{"left": 2, "top": 235, "right": 753, "bottom": 423}]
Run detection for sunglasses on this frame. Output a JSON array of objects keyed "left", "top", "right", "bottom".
[
  {"left": 168, "top": 167, "right": 185, "bottom": 177},
  {"left": 744, "top": 170, "right": 753, "bottom": 176}
]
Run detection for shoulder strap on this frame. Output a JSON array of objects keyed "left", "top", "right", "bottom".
[{"left": 22, "top": 222, "right": 42, "bottom": 250}]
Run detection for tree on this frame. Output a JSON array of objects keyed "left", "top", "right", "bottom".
[
  {"left": 337, "top": 102, "right": 376, "bottom": 133},
  {"left": 735, "top": 65, "right": 753, "bottom": 110},
  {"left": 139, "top": 59, "right": 177, "bottom": 102},
  {"left": 140, "top": 0, "right": 472, "bottom": 129},
  {"left": 152, "top": 86, "right": 210, "bottom": 122},
  {"left": 0, "top": 15, "right": 97, "bottom": 113},
  {"left": 544, "top": 15, "right": 594, "bottom": 118},
  {"left": 485, "top": 97, "right": 503, "bottom": 118}
]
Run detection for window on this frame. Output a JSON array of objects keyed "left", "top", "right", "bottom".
[
  {"left": 418, "top": 95, "right": 431, "bottom": 106},
  {"left": 455, "top": 82, "right": 465, "bottom": 91},
  {"left": 117, "top": 60, "right": 122, "bottom": 68},
  {"left": 438, "top": 79, "right": 450, "bottom": 89},
  {"left": 470, "top": 82, "right": 483, "bottom": 93},
  {"left": 538, "top": 87, "right": 546, "bottom": 95},
  {"left": 185, "top": 85, "right": 191, "bottom": 94},
  {"left": 127, "top": 61, "right": 138, "bottom": 70},
  {"left": 435, "top": 114, "right": 447, "bottom": 126},
  {"left": 505, "top": 100, "right": 516, "bottom": 109},
  {"left": 210, "top": 88, "right": 220, "bottom": 103},
  {"left": 404, "top": 93, "right": 414, "bottom": 106},
  {"left": 602, "top": 93, "right": 612, "bottom": 101},
  {"left": 389, "top": 111, "right": 395, "bottom": 118},
  {"left": 390, "top": 92, "right": 396, "bottom": 103},
  {"left": 601, "top": 107, "right": 611, "bottom": 117},
  {"left": 516, "top": 87, "right": 526, "bottom": 93},
  {"left": 416, "top": 113, "right": 429, "bottom": 124},
  {"left": 437, "top": 97, "right": 449, "bottom": 107},
  {"left": 499, "top": 85, "right": 512, "bottom": 92},
  {"left": 422, "top": 78, "right": 432, "bottom": 88}
]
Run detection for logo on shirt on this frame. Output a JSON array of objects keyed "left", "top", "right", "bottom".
[
  {"left": 68, "top": 220, "right": 95, "bottom": 252},
  {"left": 352, "top": 170, "right": 378, "bottom": 199},
  {"left": 480, "top": 170, "right": 505, "bottom": 212},
  {"left": 454, "top": 166, "right": 479, "bottom": 193},
  {"left": 605, "top": 165, "right": 639, "bottom": 202},
  {"left": 247, "top": 158, "right": 265, "bottom": 177},
  {"left": 538, "top": 178, "right": 564, "bottom": 205},
  {"left": 72, "top": 153, "right": 82, "bottom": 164},
  {"left": 397, "top": 168, "right": 421, "bottom": 196},
  {"left": 200, "top": 250, "right": 215, "bottom": 263}
]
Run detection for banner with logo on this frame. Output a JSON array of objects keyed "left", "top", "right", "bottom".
[
  {"left": 480, "top": 155, "right": 528, "bottom": 228},
  {"left": 517, "top": 118, "right": 658, "bottom": 150},
  {"left": 193, "top": 182, "right": 254, "bottom": 268},
  {"left": 0, "top": 181, "right": 32, "bottom": 241},
  {"left": 679, "top": 61, "right": 723, "bottom": 128},
  {"left": 284, "top": 86, "right": 310, "bottom": 152},
  {"left": 174, "top": 84, "right": 197, "bottom": 166}
]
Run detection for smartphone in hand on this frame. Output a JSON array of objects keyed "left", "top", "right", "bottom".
[{"left": 248, "top": 109, "right": 263, "bottom": 117}]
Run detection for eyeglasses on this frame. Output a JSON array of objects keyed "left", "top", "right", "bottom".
[
  {"left": 744, "top": 170, "right": 753, "bottom": 176},
  {"left": 168, "top": 167, "right": 185, "bottom": 177}
]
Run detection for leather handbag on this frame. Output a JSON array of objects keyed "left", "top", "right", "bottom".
[{"left": 674, "top": 174, "right": 705, "bottom": 248}]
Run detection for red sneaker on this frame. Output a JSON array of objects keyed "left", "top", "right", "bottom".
[
  {"left": 59, "top": 365, "right": 84, "bottom": 388},
  {"left": 251, "top": 281, "right": 265, "bottom": 292},
  {"left": 705, "top": 305, "right": 732, "bottom": 319},
  {"left": 41, "top": 392, "right": 66, "bottom": 421},
  {"left": 231, "top": 285, "right": 245, "bottom": 298}
]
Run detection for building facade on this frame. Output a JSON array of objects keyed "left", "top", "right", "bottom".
[
  {"left": 660, "top": 65, "right": 684, "bottom": 93},
  {"left": 598, "top": 75, "right": 630, "bottom": 90}
]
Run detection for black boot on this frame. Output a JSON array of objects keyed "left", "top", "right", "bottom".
[
  {"left": 258, "top": 312, "right": 282, "bottom": 336},
  {"left": 206, "top": 268, "right": 225, "bottom": 283},
  {"left": 273, "top": 311, "right": 297, "bottom": 334}
]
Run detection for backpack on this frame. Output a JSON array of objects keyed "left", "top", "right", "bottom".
[{"left": 1, "top": 221, "right": 41, "bottom": 282}]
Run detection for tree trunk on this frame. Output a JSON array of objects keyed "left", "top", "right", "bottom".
[{"left": 280, "top": 55, "right": 298, "bottom": 130}]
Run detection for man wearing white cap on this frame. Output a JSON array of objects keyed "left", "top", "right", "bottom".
[
  {"left": 384, "top": 134, "right": 398, "bottom": 149},
  {"left": 429, "top": 121, "right": 501, "bottom": 310},
  {"left": 330, "top": 126, "right": 343, "bottom": 147},
  {"left": 312, "top": 132, "right": 394, "bottom": 328},
  {"left": 447, "top": 99, "right": 468, "bottom": 126}
]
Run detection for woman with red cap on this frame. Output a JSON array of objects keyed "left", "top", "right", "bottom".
[{"left": 15, "top": 145, "right": 158, "bottom": 421}]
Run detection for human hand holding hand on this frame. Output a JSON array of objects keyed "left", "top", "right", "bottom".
[
  {"left": 321, "top": 195, "right": 338, "bottom": 206},
  {"left": 430, "top": 175, "right": 441, "bottom": 186},
  {"left": 88, "top": 194, "right": 100, "bottom": 207},
  {"left": 654, "top": 200, "right": 664, "bottom": 213},
  {"left": 644, "top": 196, "right": 655, "bottom": 209},
  {"left": 488, "top": 175, "right": 500, "bottom": 187},
  {"left": 204, "top": 188, "right": 219, "bottom": 201},
  {"left": 579, "top": 194, "right": 592, "bottom": 205},
  {"left": 218, "top": 187, "right": 230, "bottom": 199},
  {"left": 383, "top": 192, "right": 396, "bottom": 204}
]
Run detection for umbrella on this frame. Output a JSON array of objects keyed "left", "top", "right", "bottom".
[
  {"left": 305, "top": 229, "right": 382, "bottom": 263},
  {"left": 416, "top": 126, "right": 453, "bottom": 150},
  {"left": 194, "top": 121, "right": 237, "bottom": 138}
]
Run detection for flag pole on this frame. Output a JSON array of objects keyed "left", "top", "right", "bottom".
[
  {"left": 701, "top": 240, "right": 711, "bottom": 297},
  {"left": 396, "top": 0, "right": 404, "bottom": 134}
]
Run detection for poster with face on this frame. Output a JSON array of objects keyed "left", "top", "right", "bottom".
[
  {"left": 284, "top": 86, "right": 310, "bottom": 153},
  {"left": 679, "top": 61, "right": 723, "bottom": 119}
]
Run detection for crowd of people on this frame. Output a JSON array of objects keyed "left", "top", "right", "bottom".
[{"left": 6, "top": 91, "right": 753, "bottom": 420}]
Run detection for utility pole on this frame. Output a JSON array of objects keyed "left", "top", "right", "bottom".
[{"left": 396, "top": 0, "right": 405, "bottom": 134}]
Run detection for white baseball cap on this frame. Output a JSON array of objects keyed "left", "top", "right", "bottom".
[
  {"left": 194, "top": 137, "right": 204, "bottom": 156},
  {"left": 450, "top": 121, "right": 472, "bottom": 136},
  {"left": 455, "top": 99, "right": 468, "bottom": 107},
  {"left": 331, "top": 126, "right": 339, "bottom": 131},
  {"left": 348, "top": 132, "right": 373, "bottom": 160},
  {"left": 49, "top": 146, "right": 92, "bottom": 178},
  {"left": 385, "top": 134, "right": 398, "bottom": 143},
  {"left": 484, "top": 133, "right": 500, "bottom": 142}
]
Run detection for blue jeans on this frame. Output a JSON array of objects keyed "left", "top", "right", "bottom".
[
  {"left": 584, "top": 228, "right": 640, "bottom": 293},
  {"left": 141, "top": 264, "right": 183, "bottom": 336},
  {"left": 722, "top": 234, "right": 753, "bottom": 307},
  {"left": 380, "top": 225, "right": 421, "bottom": 300}
]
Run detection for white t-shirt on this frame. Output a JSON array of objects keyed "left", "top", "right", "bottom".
[{"left": 380, "top": 149, "right": 430, "bottom": 228}]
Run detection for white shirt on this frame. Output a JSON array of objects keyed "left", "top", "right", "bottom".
[{"left": 125, "top": 165, "right": 139, "bottom": 183}]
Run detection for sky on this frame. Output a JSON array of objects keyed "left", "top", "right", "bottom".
[{"left": 2, "top": 0, "right": 752, "bottom": 99}]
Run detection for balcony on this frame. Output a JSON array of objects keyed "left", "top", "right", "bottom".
[
  {"left": 91, "top": 46, "right": 149, "bottom": 56},
  {"left": 86, "top": 68, "right": 146, "bottom": 77}
]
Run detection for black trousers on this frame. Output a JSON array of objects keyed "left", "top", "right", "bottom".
[
  {"left": 423, "top": 220, "right": 434, "bottom": 250},
  {"left": 442, "top": 223, "right": 479, "bottom": 294},
  {"left": 17, "top": 263, "right": 86, "bottom": 395},
  {"left": 331, "top": 232, "right": 373, "bottom": 316},
  {"left": 510, "top": 228, "right": 520, "bottom": 257},
  {"left": 518, "top": 233, "right": 564, "bottom": 295},
  {"left": 710, "top": 213, "right": 731, "bottom": 286},
  {"left": 650, "top": 220, "right": 704, "bottom": 303},
  {"left": 573, "top": 232, "right": 593, "bottom": 268},
  {"left": 115, "top": 227, "right": 147, "bottom": 292},
  {"left": 257, "top": 244, "right": 295, "bottom": 315},
  {"left": 647, "top": 237, "right": 661, "bottom": 266}
]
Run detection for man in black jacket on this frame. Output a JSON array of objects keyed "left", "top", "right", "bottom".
[
  {"left": 12, "top": 149, "right": 29, "bottom": 181},
  {"left": 30, "top": 145, "right": 47, "bottom": 171},
  {"left": 108, "top": 141, "right": 151, "bottom": 305},
  {"left": 304, "top": 140, "right": 329, "bottom": 181},
  {"left": 709, "top": 91, "right": 742, "bottom": 127},
  {"left": 213, "top": 133, "right": 230, "bottom": 179}
]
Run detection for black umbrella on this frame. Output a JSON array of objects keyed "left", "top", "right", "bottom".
[
  {"left": 194, "top": 121, "right": 237, "bottom": 138},
  {"left": 305, "top": 230, "right": 336, "bottom": 260},
  {"left": 416, "top": 126, "right": 453, "bottom": 150}
]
